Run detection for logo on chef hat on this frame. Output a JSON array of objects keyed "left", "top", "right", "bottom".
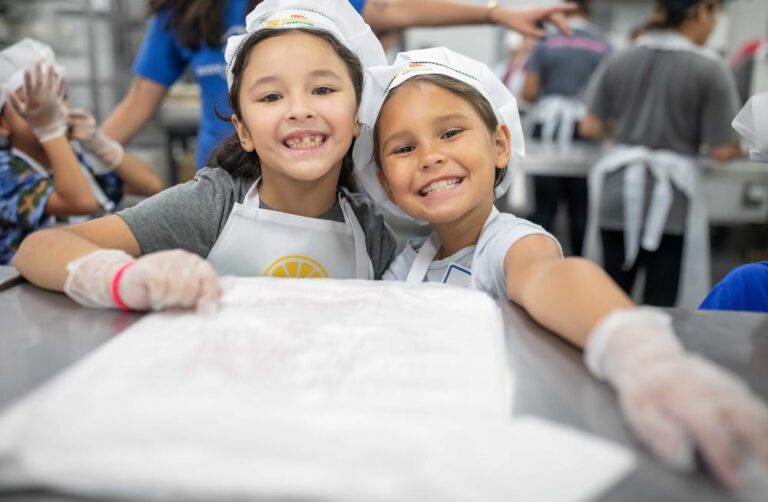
[
  {"left": 264, "top": 14, "right": 316, "bottom": 29},
  {"left": 398, "top": 62, "right": 432, "bottom": 77}
]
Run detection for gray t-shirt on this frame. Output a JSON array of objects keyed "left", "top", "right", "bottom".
[
  {"left": 525, "top": 24, "right": 611, "bottom": 98},
  {"left": 583, "top": 41, "right": 741, "bottom": 233},
  {"left": 118, "top": 168, "right": 398, "bottom": 279}
]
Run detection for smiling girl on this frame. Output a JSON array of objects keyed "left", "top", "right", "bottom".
[
  {"left": 14, "top": 0, "right": 396, "bottom": 312},
  {"left": 354, "top": 47, "right": 768, "bottom": 490}
]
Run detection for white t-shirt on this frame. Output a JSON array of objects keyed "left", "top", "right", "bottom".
[{"left": 383, "top": 213, "right": 562, "bottom": 299}]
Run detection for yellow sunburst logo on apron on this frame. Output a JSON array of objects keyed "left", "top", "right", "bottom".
[{"left": 263, "top": 255, "right": 329, "bottom": 279}]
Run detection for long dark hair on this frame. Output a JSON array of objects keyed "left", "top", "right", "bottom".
[
  {"left": 373, "top": 74, "right": 506, "bottom": 188},
  {"left": 149, "top": 0, "right": 262, "bottom": 49},
  {"left": 645, "top": 0, "right": 717, "bottom": 31},
  {"left": 209, "top": 28, "right": 364, "bottom": 187}
]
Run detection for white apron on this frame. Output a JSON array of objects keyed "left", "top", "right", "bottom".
[
  {"left": 405, "top": 207, "right": 500, "bottom": 289},
  {"left": 583, "top": 145, "right": 710, "bottom": 308},
  {"left": 529, "top": 96, "right": 586, "bottom": 150},
  {"left": 11, "top": 146, "right": 115, "bottom": 213},
  {"left": 207, "top": 180, "right": 374, "bottom": 279}
]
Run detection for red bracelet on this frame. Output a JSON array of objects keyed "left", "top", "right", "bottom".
[{"left": 110, "top": 262, "right": 135, "bottom": 312}]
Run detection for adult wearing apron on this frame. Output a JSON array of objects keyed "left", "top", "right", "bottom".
[
  {"left": 580, "top": 0, "right": 742, "bottom": 308},
  {"left": 699, "top": 91, "right": 768, "bottom": 312},
  {"left": 522, "top": 0, "right": 610, "bottom": 256}
]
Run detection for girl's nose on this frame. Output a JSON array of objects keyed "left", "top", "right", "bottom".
[
  {"left": 286, "top": 96, "right": 315, "bottom": 120},
  {"left": 420, "top": 149, "right": 446, "bottom": 170}
]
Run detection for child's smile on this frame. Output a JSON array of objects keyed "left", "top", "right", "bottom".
[
  {"left": 232, "top": 31, "right": 359, "bottom": 189},
  {"left": 377, "top": 80, "right": 508, "bottom": 226}
]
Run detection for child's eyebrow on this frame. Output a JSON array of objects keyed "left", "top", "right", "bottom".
[
  {"left": 249, "top": 75, "right": 279, "bottom": 92},
  {"left": 248, "top": 69, "right": 343, "bottom": 93},
  {"left": 432, "top": 113, "right": 470, "bottom": 124},
  {"left": 308, "top": 69, "right": 343, "bottom": 81},
  {"left": 380, "top": 113, "right": 470, "bottom": 151},
  {"left": 381, "top": 130, "right": 411, "bottom": 152}
]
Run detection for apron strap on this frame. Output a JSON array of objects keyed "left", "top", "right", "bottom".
[
  {"left": 642, "top": 162, "right": 674, "bottom": 252},
  {"left": 339, "top": 190, "right": 375, "bottom": 280},
  {"left": 622, "top": 162, "right": 646, "bottom": 270},
  {"left": 406, "top": 207, "right": 500, "bottom": 285}
]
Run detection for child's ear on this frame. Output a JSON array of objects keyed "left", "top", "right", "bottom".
[
  {"left": 231, "top": 114, "right": 254, "bottom": 152},
  {"left": 494, "top": 123, "right": 512, "bottom": 169},
  {"left": 376, "top": 169, "right": 394, "bottom": 200},
  {"left": 353, "top": 112, "right": 361, "bottom": 138}
]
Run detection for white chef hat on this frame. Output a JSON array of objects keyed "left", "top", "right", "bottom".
[
  {"left": 224, "top": 0, "right": 386, "bottom": 90},
  {"left": 0, "top": 38, "right": 62, "bottom": 110},
  {"left": 352, "top": 47, "right": 526, "bottom": 221},
  {"left": 732, "top": 92, "right": 768, "bottom": 163}
]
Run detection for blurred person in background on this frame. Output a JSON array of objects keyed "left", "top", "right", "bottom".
[
  {"left": 580, "top": 0, "right": 743, "bottom": 308},
  {"left": 494, "top": 31, "right": 536, "bottom": 115},
  {"left": 100, "top": 0, "right": 578, "bottom": 171},
  {"left": 522, "top": 0, "right": 611, "bottom": 256},
  {"left": 0, "top": 39, "right": 162, "bottom": 265}
]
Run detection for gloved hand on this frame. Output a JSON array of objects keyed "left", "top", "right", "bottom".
[
  {"left": 585, "top": 308, "right": 768, "bottom": 489},
  {"left": 64, "top": 249, "right": 221, "bottom": 313},
  {"left": 8, "top": 62, "right": 67, "bottom": 142},
  {"left": 67, "top": 107, "right": 124, "bottom": 173}
]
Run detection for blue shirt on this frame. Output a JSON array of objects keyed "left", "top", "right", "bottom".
[
  {"left": 699, "top": 262, "right": 768, "bottom": 313},
  {"left": 132, "top": 0, "right": 368, "bottom": 169}
]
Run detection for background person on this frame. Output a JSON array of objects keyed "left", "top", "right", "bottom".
[
  {"left": 579, "top": 0, "right": 743, "bottom": 307},
  {"left": 0, "top": 39, "right": 162, "bottom": 265},
  {"left": 522, "top": 0, "right": 610, "bottom": 256}
]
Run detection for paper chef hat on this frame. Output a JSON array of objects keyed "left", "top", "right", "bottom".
[
  {"left": 733, "top": 92, "right": 768, "bottom": 163},
  {"left": 0, "top": 38, "right": 60, "bottom": 110},
  {"left": 352, "top": 47, "right": 526, "bottom": 221},
  {"left": 224, "top": 0, "right": 386, "bottom": 90}
]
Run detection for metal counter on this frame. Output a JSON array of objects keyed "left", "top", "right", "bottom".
[{"left": 0, "top": 280, "right": 766, "bottom": 501}]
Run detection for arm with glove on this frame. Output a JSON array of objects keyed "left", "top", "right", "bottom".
[
  {"left": 504, "top": 237, "right": 768, "bottom": 490},
  {"left": 14, "top": 216, "right": 221, "bottom": 313},
  {"left": 8, "top": 63, "right": 98, "bottom": 215},
  {"left": 67, "top": 107, "right": 163, "bottom": 196}
]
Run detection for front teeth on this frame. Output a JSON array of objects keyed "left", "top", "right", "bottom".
[
  {"left": 285, "top": 135, "right": 325, "bottom": 149},
  {"left": 420, "top": 178, "right": 461, "bottom": 196}
]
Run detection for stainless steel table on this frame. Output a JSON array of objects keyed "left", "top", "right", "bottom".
[{"left": 1, "top": 281, "right": 766, "bottom": 501}]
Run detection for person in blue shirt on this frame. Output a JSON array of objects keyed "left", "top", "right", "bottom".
[
  {"left": 100, "top": 0, "right": 579, "bottom": 170},
  {"left": 699, "top": 262, "right": 768, "bottom": 313}
]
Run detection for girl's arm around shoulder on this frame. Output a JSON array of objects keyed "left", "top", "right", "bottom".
[
  {"left": 14, "top": 214, "right": 140, "bottom": 292},
  {"left": 503, "top": 235, "right": 633, "bottom": 348}
]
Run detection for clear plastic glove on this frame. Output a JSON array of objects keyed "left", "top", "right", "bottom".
[
  {"left": 8, "top": 62, "right": 67, "bottom": 142},
  {"left": 67, "top": 107, "right": 124, "bottom": 173},
  {"left": 585, "top": 308, "right": 768, "bottom": 489},
  {"left": 64, "top": 249, "right": 221, "bottom": 313}
]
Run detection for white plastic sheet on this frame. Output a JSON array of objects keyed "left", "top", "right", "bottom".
[{"left": 0, "top": 278, "right": 634, "bottom": 501}]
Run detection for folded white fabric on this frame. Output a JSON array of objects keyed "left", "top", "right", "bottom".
[{"left": 0, "top": 278, "right": 633, "bottom": 501}]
